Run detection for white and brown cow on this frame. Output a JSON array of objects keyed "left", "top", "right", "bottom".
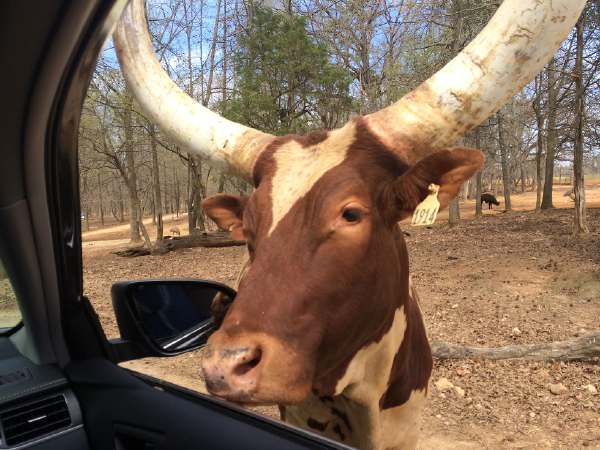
[{"left": 114, "top": 1, "right": 585, "bottom": 448}]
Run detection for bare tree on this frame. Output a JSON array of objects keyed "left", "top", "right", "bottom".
[
  {"left": 541, "top": 57, "right": 558, "bottom": 210},
  {"left": 532, "top": 73, "right": 545, "bottom": 211},
  {"left": 447, "top": 0, "right": 464, "bottom": 227},
  {"left": 150, "top": 125, "right": 164, "bottom": 242},
  {"left": 497, "top": 110, "right": 512, "bottom": 211},
  {"left": 474, "top": 126, "right": 483, "bottom": 217},
  {"left": 573, "top": 13, "right": 589, "bottom": 235}
]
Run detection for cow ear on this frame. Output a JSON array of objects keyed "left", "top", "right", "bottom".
[
  {"left": 201, "top": 194, "right": 249, "bottom": 242},
  {"left": 390, "top": 147, "right": 484, "bottom": 221}
]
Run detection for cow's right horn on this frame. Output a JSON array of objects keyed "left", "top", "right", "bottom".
[
  {"left": 365, "top": 0, "right": 586, "bottom": 166},
  {"left": 113, "top": 0, "right": 274, "bottom": 185}
]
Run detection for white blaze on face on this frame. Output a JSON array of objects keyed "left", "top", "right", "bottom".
[{"left": 269, "top": 122, "right": 357, "bottom": 235}]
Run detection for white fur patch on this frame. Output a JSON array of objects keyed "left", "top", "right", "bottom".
[
  {"left": 286, "top": 309, "right": 425, "bottom": 450},
  {"left": 379, "top": 388, "right": 428, "bottom": 450},
  {"left": 334, "top": 307, "right": 407, "bottom": 398},
  {"left": 269, "top": 122, "right": 356, "bottom": 235},
  {"left": 330, "top": 307, "right": 407, "bottom": 449}
]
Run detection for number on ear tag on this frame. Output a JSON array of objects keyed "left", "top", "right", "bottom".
[{"left": 411, "top": 184, "right": 440, "bottom": 227}]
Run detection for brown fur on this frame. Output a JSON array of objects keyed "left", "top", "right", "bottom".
[{"left": 201, "top": 117, "right": 483, "bottom": 448}]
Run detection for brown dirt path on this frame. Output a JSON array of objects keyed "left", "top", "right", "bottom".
[{"left": 82, "top": 185, "right": 600, "bottom": 449}]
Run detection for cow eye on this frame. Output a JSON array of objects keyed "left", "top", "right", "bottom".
[{"left": 342, "top": 209, "right": 363, "bottom": 223}]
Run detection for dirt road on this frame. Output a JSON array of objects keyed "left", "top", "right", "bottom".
[{"left": 82, "top": 186, "right": 600, "bottom": 449}]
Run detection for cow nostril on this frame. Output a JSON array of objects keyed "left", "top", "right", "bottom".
[{"left": 233, "top": 349, "right": 262, "bottom": 377}]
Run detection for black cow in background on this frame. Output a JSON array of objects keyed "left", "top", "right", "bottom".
[{"left": 481, "top": 193, "right": 500, "bottom": 209}]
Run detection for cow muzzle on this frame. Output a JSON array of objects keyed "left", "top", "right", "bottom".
[{"left": 201, "top": 331, "right": 313, "bottom": 405}]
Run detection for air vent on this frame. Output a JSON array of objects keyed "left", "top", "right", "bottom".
[
  {"left": 0, "top": 369, "right": 31, "bottom": 386},
  {"left": 1, "top": 395, "right": 71, "bottom": 446}
]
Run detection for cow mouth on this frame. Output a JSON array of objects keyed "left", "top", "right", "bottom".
[{"left": 202, "top": 331, "right": 313, "bottom": 405}]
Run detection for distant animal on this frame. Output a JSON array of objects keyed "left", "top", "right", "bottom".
[
  {"left": 481, "top": 193, "right": 500, "bottom": 209},
  {"left": 169, "top": 226, "right": 180, "bottom": 236},
  {"left": 569, "top": 193, "right": 575, "bottom": 202},
  {"left": 564, "top": 188, "right": 573, "bottom": 197},
  {"left": 115, "top": 0, "right": 583, "bottom": 447}
]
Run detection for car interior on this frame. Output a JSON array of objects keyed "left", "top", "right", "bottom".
[{"left": 0, "top": 0, "right": 352, "bottom": 448}]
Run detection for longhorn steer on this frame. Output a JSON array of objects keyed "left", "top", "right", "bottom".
[
  {"left": 199, "top": 137, "right": 477, "bottom": 449},
  {"left": 114, "top": 1, "right": 586, "bottom": 448}
]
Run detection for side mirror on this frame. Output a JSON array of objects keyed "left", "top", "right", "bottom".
[{"left": 109, "top": 279, "right": 236, "bottom": 363}]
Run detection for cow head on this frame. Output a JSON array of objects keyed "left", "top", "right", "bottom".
[
  {"left": 114, "top": 0, "right": 585, "bottom": 405},
  {"left": 199, "top": 124, "right": 482, "bottom": 404}
]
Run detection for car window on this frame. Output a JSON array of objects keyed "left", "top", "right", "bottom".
[
  {"left": 0, "top": 258, "right": 23, "bottom": 329},
  {"left": 79, "top": 27, "right": 274, "bottom": 421}
]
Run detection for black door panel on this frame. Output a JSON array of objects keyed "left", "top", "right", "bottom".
[{"left": 65, "top": 358, "right": 352, "bottom": 450}]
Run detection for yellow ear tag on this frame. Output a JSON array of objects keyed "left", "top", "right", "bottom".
[{"left": 411, "top": 184, "right": 440, "bottom": 226}]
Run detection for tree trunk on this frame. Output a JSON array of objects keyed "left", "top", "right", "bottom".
[
  {"left": 187, "top": 156, "right": 207, "bottom": 233},
  {"left": 448, "top": 197, "right": 461, "bottom": 227},
  {"left": 136, "top": 203, "right": 153, "bottom": 252},
  {"left": 123, "top": 97, "right": 142, "bottom": 244},
  {"left": 431, "top": 332, "right": 600, "bottom": 362},
  {"left": 520, "top": 165, "right": 525, "bottom": 194},
  {"left": 175, "top": 170, "right": 180, "bottom": 216},
  {"left": 284, "top": 0, "right": 292, "bottom": 18},
  {"left": 446, "top": 0, "right": 463, "bottom": 228},
  {"left": 534, "top": 74, "right": 544, "bottom": 211},
  {"left": 202, "top": 0, "right": 221, "bottom": 107},
  {"left": 573, "top": 13, "right": 589, "bottom": 235},
  {"left": 113, "top": 231, "right": 244, "bottom": 257},
  {"left": 188, "top": 161, "right": 197, "bottom": 231},
  {"left": 151, "top": 126, "right": 163, "bottom": 243},
  {"left": 559, "top": 168, "right": 562, "bottom": 185},
  {"left": 118, "top": 181, "right": 124, "bottom": 221},
  {"left": 97, "top": 173, "right": 104, "bottom": 226},
  {"left": 218, "top": 172, "right": 226, "bottom": 193},
  {"left": 222, "top": 0, "right": 227, "bottom": 103},
  {"left": 151, "top": 194, "right": 156, "bottom": 225},
  {"left": 541, "top": 58, "right": 558, "bottom": 210},
  {"left": 497, "top": 111, "right": 511, "bottom": 211},
  {"left": 82, "top": 175, "right": 90, "bottom": 231},
  {"left": 460, "top": 181, "right": 469, "bottom": 200},
  {"left": 475, "top": 127, "right": 482, "bottom": 217}
]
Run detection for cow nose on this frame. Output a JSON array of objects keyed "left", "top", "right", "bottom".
[
  {"left": 231, "top": 346, "right": 262, "bottom": 376},
  {"left": 202, "top": 341, "right": 263, "bottom": 401}
]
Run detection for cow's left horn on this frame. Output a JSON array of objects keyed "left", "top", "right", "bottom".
[
  {"left": 366, "top": 0, "right": 586, "bottom": 165},
  {"left": 113, "top": 0, "right": 273, "bottom": 185}
]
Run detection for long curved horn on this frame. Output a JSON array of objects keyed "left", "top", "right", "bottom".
[
  {"left": 113, "top": 0, "right": 273, "bottom": 185},
  {"left": 366, "top": 0, "right": 586, "bottom": 165}
]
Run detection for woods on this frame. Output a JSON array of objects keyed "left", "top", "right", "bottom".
[
  {"left": 80, "top": 0, "right": 600, "bottom": 243},
  {"left": 76, "top": 2, "right": 600, "bottom": 446}
]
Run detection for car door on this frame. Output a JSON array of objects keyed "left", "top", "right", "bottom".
[{"left": 0, "top": 0, "right": 352, "bottom": 448}]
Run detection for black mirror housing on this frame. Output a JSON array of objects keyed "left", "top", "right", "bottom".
[{"left": 109, "top": 279, "right": 236, "bottom": 363}]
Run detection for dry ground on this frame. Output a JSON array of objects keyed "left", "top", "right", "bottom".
[{"left": 82, "top": 182, "right": 600, "bottom": 449}]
